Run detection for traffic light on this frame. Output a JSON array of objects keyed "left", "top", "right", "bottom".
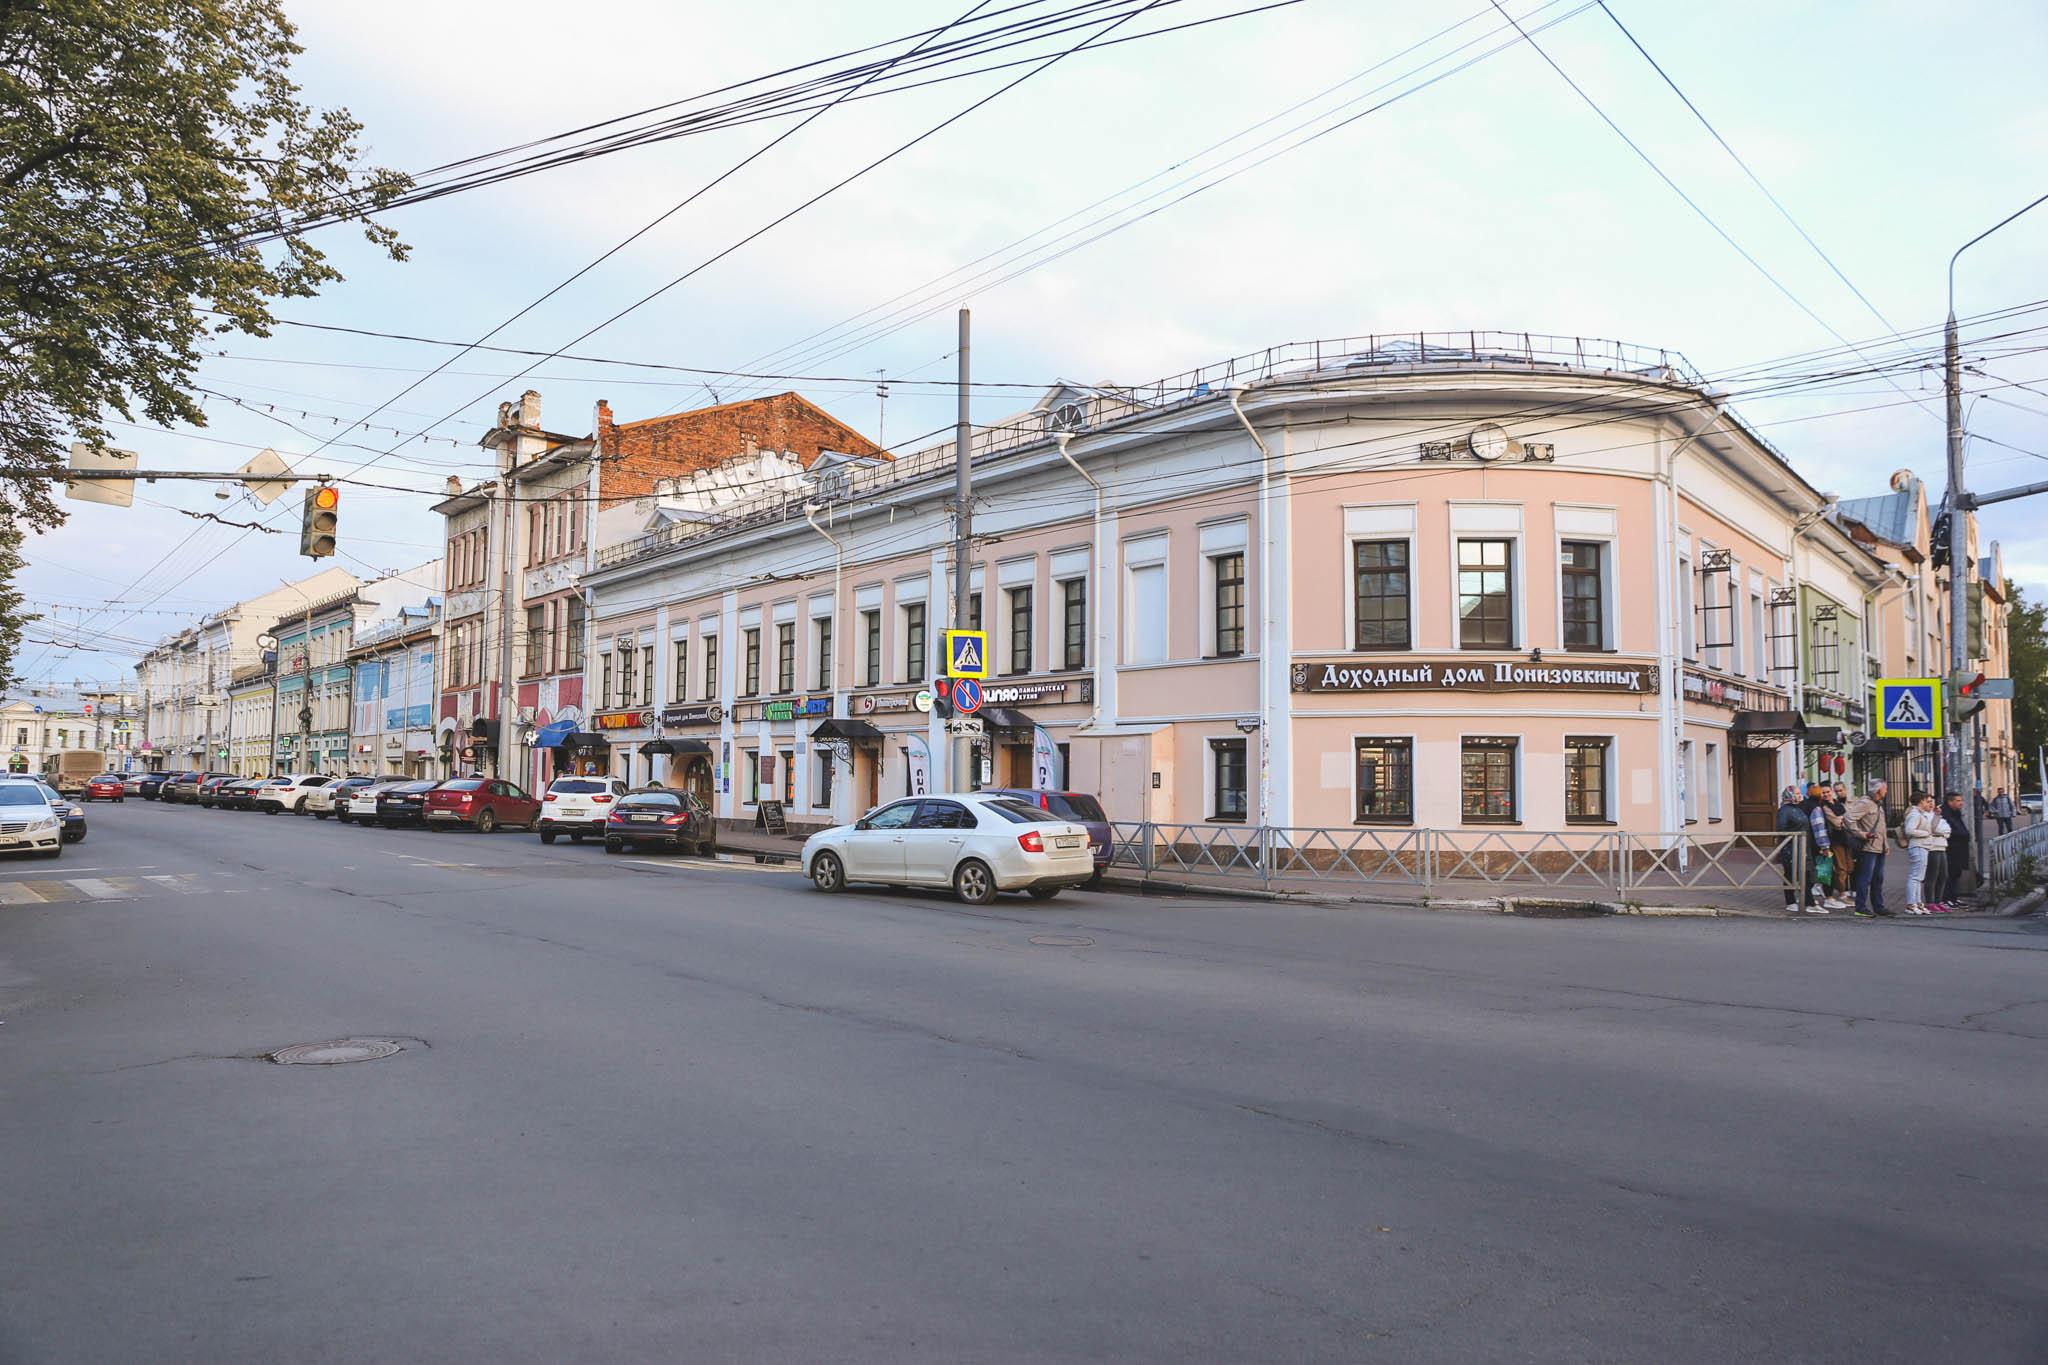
[
  {"left": 1930, "top": 511, "right": 1952, "bottom": 570},
  {"left": 300, "top": 484, "right": 339, "bottom": 558},
  {"left": 930, "top": 676, "right": 954, "bottom": 718},
  {"left": 1951, "top": 671, "right": 1987, "bottom": 727}
]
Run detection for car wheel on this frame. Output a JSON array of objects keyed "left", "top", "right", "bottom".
[
  {"left": 1084, "top": 870, "right": 1104, "bottom": 889},
  {"left": 263, "top": 806, "right": 277, "bottom": 815},
  {"left": 475, "top": 809, "right": 498, "bottom": 834},
  {"left": 540, "top": 830, "right": 557, "bottom": 845},
  {"left": 810, "top": 850, "right": 845, "bottom": 893},
  {"left": 314, "top": 811, "right": 329, "bottom": 820},
  {"left": 66, "top": 832, "right": 84, "bottom": 844},
  {"left": 337, "top": 812, "right": 351, "bottom": 824},
  {"left": 1027, "top": 887, "right": 1061, "bottom": 901},
  {"left": 952, "top": 859, "right": 997, "bottom": 905},
  {"left": 604, "top": 839, "right": 622, "bottom": 854},
  {"left": 428, "top": 823, "right": 449, "bottom": 833},
  {"left": 699, "top": 839, "right": 718, "bottom": 858}
]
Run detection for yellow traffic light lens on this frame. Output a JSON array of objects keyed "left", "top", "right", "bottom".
[{"left": 313, "top": 486, "right": 339, "bottom": 509}]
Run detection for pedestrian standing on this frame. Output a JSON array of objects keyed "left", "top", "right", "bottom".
[
  {"left": 1802, "top": 782, "right": 1846, "bottom": 910},
  {"left": 1942, "top": 791, "right": 1973, "bottom": 906},
  {"left": 1846, "top": 778, "right": 1894, "bottom": 918},
  {"left": 1822, "top": 783, "right": 1855, "bottom": 906},
  {"left": 1774, "top": 785, "right": 1816, "bottom": 913},
  {"left": 1989, "top": 788, "right": 2015, "bottom": 836},
  {"left": 1901, "top": 791, "right": 1946, "bottom": 915}
]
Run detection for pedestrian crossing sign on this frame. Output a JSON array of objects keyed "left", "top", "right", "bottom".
[
  {"left": 1874, "top": 677, "right": 1941, "bottom": 738},
  {"left": 943, "top": 629, "right": 988, "bottom": 679}
]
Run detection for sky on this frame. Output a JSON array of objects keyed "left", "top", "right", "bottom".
[{"left": 18, "top": 0, "right": 2048, "bottom": 693}]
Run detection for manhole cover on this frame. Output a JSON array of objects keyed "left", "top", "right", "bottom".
[
  {"left": 269, "top": 1038, "right": 404, "bottom": 1065},
  {"left": 1029, "top": 934, "right": 1095, "bottom": 947}
]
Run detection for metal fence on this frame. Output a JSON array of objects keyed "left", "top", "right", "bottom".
[
  {"left": 1107, "top": 823, "right": 1805, "bottom": 902},
  {"left": 1984, "top": 820, "right": 2048, "bottom": 893}
]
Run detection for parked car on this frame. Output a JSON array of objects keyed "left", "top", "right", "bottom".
[
  {"left": 374, "top": 780, "right": 439, "bottom": 828},
  {"left": 134, "top": 772, "right": 168, "bottom": 800},
  {"left": 537, "top": 775, "right": 630, "bottom": 844},
  {"left": 2021, "top": 792, "right": 2043, "bottom": 817},
  {"left": 84, "top": 773, "right": 126, "bottom": 803},
  {"left": 197, "top": 774, "right": 239, "bottom": 808},
  {"left": 305, "top": 775, "right": 378, "bottom": 820},
  {"left": 0, "top": 782, "right": 65, "bottom": 858},
  {"left": 423, "top": 777, "right": 540, "bottom": 833},
  {"left": 602, "top": 789, "right": 716, "bottom": 855},
  {"left": 3, "top": 776, "right": 88, "bottom": 843},
  {"left": 163, "top": 771, "right": 223, "bottom": 804},
  {"left": 253, "top": 774, "right": 334, "bottom": 814},
  {"left": 802, "top": 792, "right": 1093, "bottom": 905},
  {"left": 217, "top": 778, "right": 266, "bottom": 811},
  {"left": 344, "top": 780, "right": 410, "bottom": 823},
  {"left": 979, "top": 787, "right": 1111, "bottom": 881}
]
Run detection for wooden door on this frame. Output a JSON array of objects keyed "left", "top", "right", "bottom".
[{"left": 1732, "top": 747, "right": 1778, "bottom": 831}]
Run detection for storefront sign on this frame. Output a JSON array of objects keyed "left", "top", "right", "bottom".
[
  {"left": 975, "top": 677, "right": 1092, "bottom": 706},
  {"left": 760, "top": 697, "right": 832, "bottom": 722},
  {"left": 1684, "top": 670, "right": 1765, "bottom": 710},
  {"left": 659, "top": 703, "right": 724, "bottom": 727},
  {"left": 852, "top": 689, "right": 918, "bottom": 715},
  {"left": 1292, "top": 659, "right": 1658, "bottom": 695},
  {"left": 1804, "top": 689, "right": 1849, "bottom": 719},
  {"left": 593, "top": 709, "right": 651, "bottom": 731}
]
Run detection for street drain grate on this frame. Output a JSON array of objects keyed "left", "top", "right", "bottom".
[
  {"left": 1029, "top": 934, "right": 1095, "bottom": 947},
  {"left": 268, "top": 1039, "right": 405, "bottom": 1066}
]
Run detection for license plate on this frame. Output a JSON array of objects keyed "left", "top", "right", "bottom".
[
  {"left": 427, "top": 810, "right": 455, "bottom": 819},
  {"left": 1054, "top": 835, "right": 1082, "bottom": 849},
  {"left": 630, "top": 813, "right": 660, "bottom": 822}
]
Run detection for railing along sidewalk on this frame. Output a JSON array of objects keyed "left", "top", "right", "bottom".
[{"left": 1984, "top": 820, "right": 2048, "bottom": 892}]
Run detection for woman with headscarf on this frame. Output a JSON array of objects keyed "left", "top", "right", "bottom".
[{"left": 1775, "top": 784, "right": 1820, "bottom": 913}]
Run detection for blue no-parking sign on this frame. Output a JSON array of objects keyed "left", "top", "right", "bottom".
[{"left": 951, "top": 677, "right": 983, "bottom": 715}]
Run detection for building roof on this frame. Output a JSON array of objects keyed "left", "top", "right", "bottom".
[{"left": 1832, "top": 477, "right": 1921, "bottom": 549}]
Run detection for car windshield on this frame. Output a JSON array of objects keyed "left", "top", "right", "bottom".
[
  {"left": 1054, "top": 793, "right": 1107, "bottom": 821},
  {"left": 0, "top": 786, "right": 48, "bottom": 806},
  {"left": 981, "top": 798, "right": 1060, "bottom": 824},
  {"left": 442, "top": 779, "right": 484, "bottom": 791},
  {"left": 620, "top": 793, "right": 681, "bottom": 809},
  {"left": 550, "top": 779, "right": 610, "bottom": 794}
]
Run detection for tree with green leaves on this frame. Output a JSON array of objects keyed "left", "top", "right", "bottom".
[
  {"left": 0, "top": 517, "right": 31, "bottom": 689},
  {"left": 0, "top": 0, "right": 410, "bottom": 530},
  {"left": 2007, "top": 581, "right": 2047, "bottom": 793}
]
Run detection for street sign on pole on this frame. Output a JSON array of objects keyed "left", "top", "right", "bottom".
[
  {"left": 943, "top": 629, "right": 988, "bottom": 679},
  {"left": 237, "top": 447, "right": 294, "bottom": 505},
  {"left": 1972, "top": 677, "right": 2016, "bottom": 700},
  {"left": 65, "top": 443, "right": 138, "bottom": 507},
  {"left": 1874, "top": 678, "right": 1942, "bottom": 738},
  {"left": 951, "top": 677, "right": 983, "bottom": 715},
  {"left": 944, "top": 717, "right": 985, "bottom": 738}
]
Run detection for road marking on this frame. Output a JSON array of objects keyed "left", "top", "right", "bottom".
[
  {"left": 626, "top": 858, "right": 791, "bottom": 875},
  {"left": 0, "top": 882, "right": 48, "bottom": 904},
  {"left": 70, "top": 878, "right": 138, "bottom": 900}
]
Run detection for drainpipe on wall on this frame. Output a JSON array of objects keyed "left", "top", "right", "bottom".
[
  {"left": 1659, "top": 404, "right": 1730, "bottom": 846},
  {"left": 1229, "top": 388, "right": 1276, "bottom": 831},
  {"left": 1055, "top": 433, "right": 1106, "bottom": 736}
]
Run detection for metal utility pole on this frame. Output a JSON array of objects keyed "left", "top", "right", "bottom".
[
  {"left": 495, "top": 475, "right": 520, "bottom": 783},
  {"left": 951, "top": 308, "right": 973, "bottom": 793}
]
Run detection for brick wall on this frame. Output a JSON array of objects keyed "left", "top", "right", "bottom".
[{"left": 596, "top": 392, "right": 882, "bottom": 507}]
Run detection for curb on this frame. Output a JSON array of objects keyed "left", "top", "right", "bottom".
[{"left": 1990, "top": 886, "right": 2048, "bottom": 919}]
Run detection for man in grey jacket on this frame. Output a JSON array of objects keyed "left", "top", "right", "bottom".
[{"left": 1846, "top": 778, "right": 1894, "bottom": 918}]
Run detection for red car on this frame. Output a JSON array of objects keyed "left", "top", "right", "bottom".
[
  {"left": 83, "top": 774, "right": 126, "bottom": 803},
  {"left": 422, "top": 777, "right": 540, "bottom": 833}
]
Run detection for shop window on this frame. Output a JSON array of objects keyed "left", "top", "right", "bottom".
[
  {"left": 744, "top": 628, "right": 761, "bottom": 696},
  {"left": 862, "top": 610, "right": 881, "bottom": 687},
  {"left": 1457, "top": 539, "right": 1514, "bottom": 649},
  {"left": 815, "top": 749, "right": 834, "bottom": 807},
  {"left": 1460, "top": 737, "right": 1517, "bottom": 822},
  {"left": 1560, "top": 541, "right": 1606, "bottom": 651},
  {"left": 1352, "top": 540, "right": 1410, "bottom": 649},
  {"left": 1210, "top": 738, "right": 1248, "bottom": 822},
  {"left": 702, "top": 634, "right": 718, "bottom": 701},
  {"left": 1007, "top": 586, "right": 1033, "bottom": 675},
  {"left": 902, "top": 603, "right": 926, "bottom": 682},
  {"left": 1354, "top": 738, "right": 1413, "bottom": 822},
  {"left": 1565, "top": 736, "right": 1610, "bottom": 823},
  {"left": 782, "top": 750, "right": 796, "bottom": 805},
  {"left": 1061, "top": 578, "right": 1087, "bottom": 670},
  {"left": 1211, "top": 553, "right": 1245, "bottom": 657},
  {"left": 776, "top": 623, "right": 795, "bottom": 694}
]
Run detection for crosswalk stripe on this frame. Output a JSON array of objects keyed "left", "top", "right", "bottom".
[
  {"left": 0, "top": 882, "right": 48, "bottom": 904},
  {"left": 70, "top": 878, "right": 137, "bottom": 900},
  {"left": 20, "top": 880, "right": 81, "bottom": 903}
]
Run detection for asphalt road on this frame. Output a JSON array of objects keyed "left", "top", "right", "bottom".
[{"left": 2, "top": 800, "right": 2045, "bottom": 1364}]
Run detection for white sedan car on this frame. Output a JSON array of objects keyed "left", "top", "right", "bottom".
[
  {"left": 344, "top": 780, "right": 411, "bottom": 823},
  {"left": 305, "top": 775, "right": 379, "bottom": 820},
  {"left": 802, "top": 792, "right": 1094, "bottom": 905},
  {"left": 253, "top": 774, "right": 333, "bottom": 814},
  {"left": 0, "top": 783, "right": 65, "bottom": 859}
]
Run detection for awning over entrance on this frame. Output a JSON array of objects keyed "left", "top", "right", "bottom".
[
  {"left": 979, "top": 706, "right": 1034, "bottom": 733},
  {"left": 532, "top": 719, "right": 577, "bottom": 749},
  {"left": 1730, "top": 710, "right": 1803, "bottom": 736},
  {"left": 1855, "top": 736, "right": 1905, "bottom": 757},
  {"left": 666, "top": 739, "right": 713, "bottom": 756},
  {"left": 561, "top": 731, "right": 610, "bottom": 751},
  {"left": 1802, "top": 726, "right": 1844, "bottom": 747},
  {"left": 812, "top": 717, "right": 883, "bottom": 741}
]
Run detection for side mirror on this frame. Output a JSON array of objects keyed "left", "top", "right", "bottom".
[{"left": 854, "top": 817, "right": 872, "bottom": 831}]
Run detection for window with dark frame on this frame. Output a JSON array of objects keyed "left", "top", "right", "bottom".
[
  {"left": 815, "top": 616, "right": 833, "bottom": 692},
  {"left": 600, "top": 651, "right": 612, "bottom": 708},
  {"left": 1561, "top": 541, "right": 1605, "bottom": 651},
  {"left": 524, "top": 605, "right": 546, "bottom": 676},
  {"left": 743, "top": 628, "right": 761, "bottom": 696},
  {"left": 1007, "top": 586, "right": 1033, "bottom": 675},
  {"left": 863, "top": 609, "right": 881, "bottom": 687},
  {"left": 564, "top": 597, "right": 585, "bottom": 669},
  {"left": 1565, "top": 736, "right": 1609, "bottom": 823},
  {"left": 1352, "top": 540, "right": 1410, "bottom": 649},
  {"left": 702, "top": 635, "right": 718, "bottom": 700},
  {"left": 776, "top": 622, "right": 795, "bottom": 694},
  {"left": 1460, "top": 737, "right": 1517, "bottom": 821},
  {"left": 673, "top": 639, "right": 688, "bottom": 702},
  {"left": 967, "top": 593, "right": 982, "bottom": 633},
  {"left": 618, "top": 646, "right": 636, "bottom": 707},
  {"left": 1062, "top": 578, "right": 1086, "bottom": 670},
  {"left": 903, "top": 603, "right": 926, "bottom": 682},
  {"left": 1213, "top": 553, "right": 1245, "bottom": 657},
  {"left": 1354, "top": 738, "right": 1414, "bottom": 822},
  {"left": 641, "top": 644, "right": 654, "bottom": 705},
  {"left": 1210, "top": 738, "right": 1248, "bottom": 821},
  {"left": 1456, "top": 538, "right": 1514, "bottom": 649}
]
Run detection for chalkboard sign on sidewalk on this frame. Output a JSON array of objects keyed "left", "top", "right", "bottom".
[{"left": 755, "top": 800, "right": 787, "bottom": 834}]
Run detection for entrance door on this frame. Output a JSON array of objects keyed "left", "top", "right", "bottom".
[
  {"left": 683, "top": 756, "right": 713, "bottom": 806},
  {"left": 1732, "top": 747, "right": 1778, "bottom": 831}
]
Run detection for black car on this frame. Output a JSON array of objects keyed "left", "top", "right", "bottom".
[
  {"left": 196, "top": 774, "right": 238, "bottom": 808},
  {"left": 217, "top": 778, "right": 266, "bottom": 811},
  {"left": 374, "top": 780, "right": 438, "bottom": 828},
  {"left": 602, "top": 790, "right": 717, "bottom": 856},
  {"left": 135, "top": 772, "right": 168, "bottom": 800}
]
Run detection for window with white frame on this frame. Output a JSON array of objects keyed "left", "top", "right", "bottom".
[
  {"left": 1748, "top": 590, "right": 1766, "bottom": 682},
  {"left": 1678, "top": 552, "right": 1696, "bottom": 660},
  {"left": 814, "top": 615, "right": 833, "bottom": 692},
  {"left": 1705, "top": 741, "right": 1723, "bottom": 821},
  {"left": 1346, "top": 505, "right": 1416, "bottom": 651}
]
